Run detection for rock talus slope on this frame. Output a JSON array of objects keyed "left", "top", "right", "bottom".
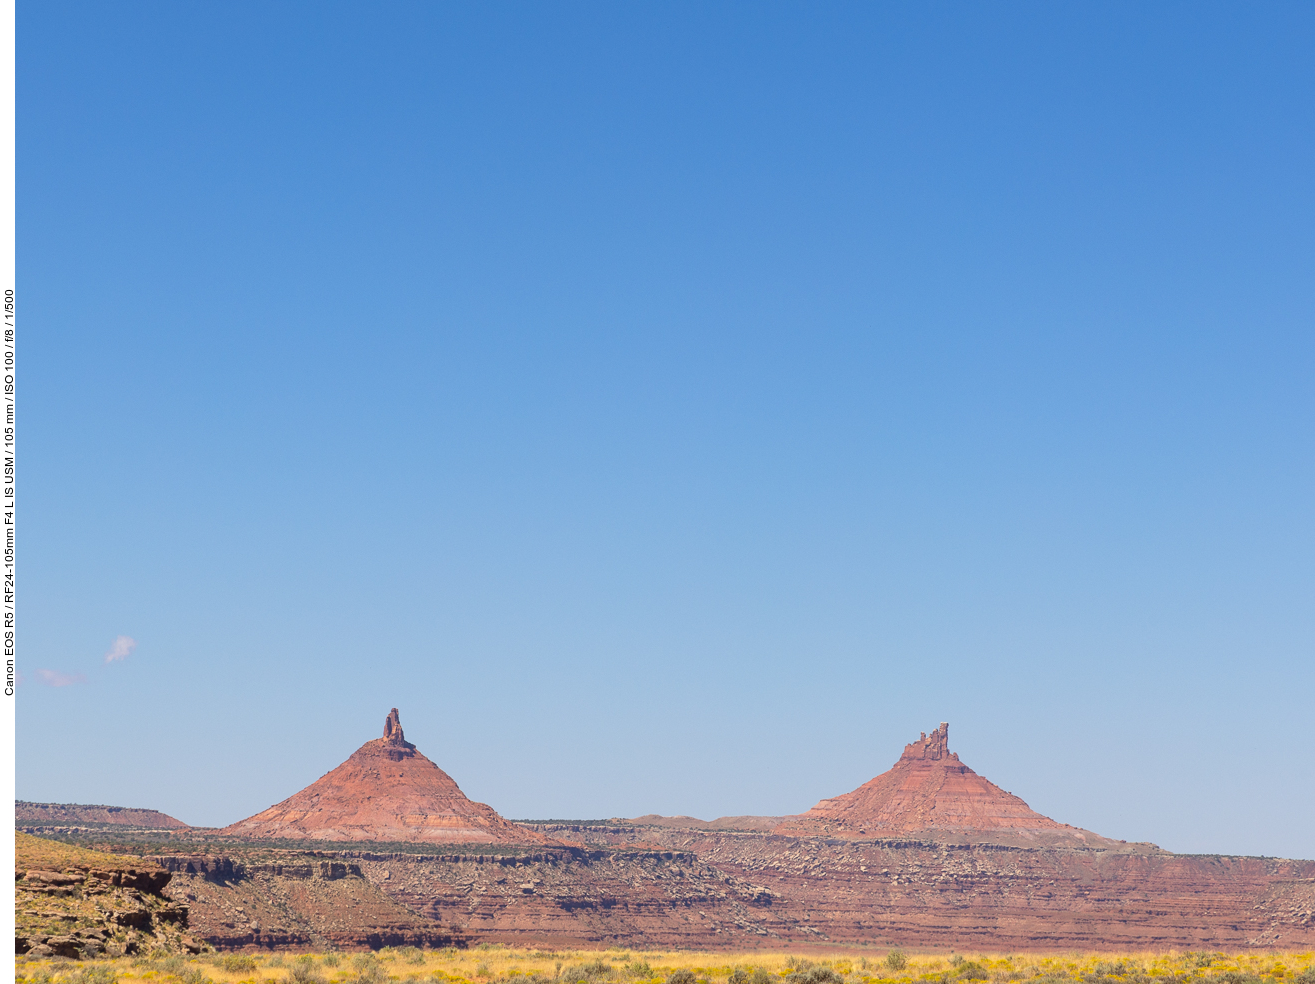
[{"left": 221, "top": 709, "right": 548, "bottom": 845}]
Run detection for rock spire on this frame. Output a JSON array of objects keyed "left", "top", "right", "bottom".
[
  {"left": 775, "top": 721, "right": 1079, "bottom": 839},
  {"left": 221, "top": 709, "right": 547, "bottom": 845}
]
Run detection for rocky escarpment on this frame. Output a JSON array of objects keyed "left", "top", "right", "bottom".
[
  {"left": 221, "top": 709, "right": 549, "bottom": 845},
  {"left": 155, "top": 850, "right": 458, "bottom": 951},
  {"left": 346, "top": 847, "right": 781, "bottom": 948},
  {"left": 382, "top": 827, "right": 1315, "bottom": 950},
  {"left": 14, "top": 833, "right": 203, "bottom": 958}
]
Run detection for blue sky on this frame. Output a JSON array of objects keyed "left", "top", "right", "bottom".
[{"left": 18, "top": 2, "right": 1314, "bottom": 858}]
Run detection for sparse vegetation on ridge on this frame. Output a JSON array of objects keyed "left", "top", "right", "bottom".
[{"left": 14, "top": 947, "right": 1315, "bottom": 984}]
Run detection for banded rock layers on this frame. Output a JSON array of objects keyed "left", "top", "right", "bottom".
[{"left": 221, "top": 710, "right": 547, "bottom": 845}]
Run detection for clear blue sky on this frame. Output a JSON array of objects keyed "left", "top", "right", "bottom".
[{"left": 18, "top": 2, "right": 1314, "bottom": 859}]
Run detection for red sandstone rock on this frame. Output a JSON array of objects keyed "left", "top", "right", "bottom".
[
  {"left": 220, "top": 709, "right": 548, "bottom": 845},
  {"left": 775, "top": 722, "right": 1104, "bottom": 842}
]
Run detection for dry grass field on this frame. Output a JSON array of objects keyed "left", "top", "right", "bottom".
[{"left": 13, "top": 947, "right": 1315, "bottom": 984}]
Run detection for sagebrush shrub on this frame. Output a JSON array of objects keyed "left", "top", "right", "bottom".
[
  {"left": 287, "top": 959, "right": 326, "bottom": 984},
  {"left": 787, "top": 967, "right": 842, "bottom": 984},
  {"left": 58, "top": 968, "right": 118, "bottom": 984},
  {"left": 353, "top": 956, "right": 388, "bottom": 984}
]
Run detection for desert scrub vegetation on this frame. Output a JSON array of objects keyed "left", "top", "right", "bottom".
[{"left": 13, "top": 948, "right": 1315, "bottom": 984}]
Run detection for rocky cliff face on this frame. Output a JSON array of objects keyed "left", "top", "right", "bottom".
[
  {"left": 345, "top": 831, "right": 1315, "bottom": 950},
  {"left": 157, "top": 852, "right": 456, "bottom": 951},
  {"left": 220, "top": 709, "right": 549, "bottom": 845}
]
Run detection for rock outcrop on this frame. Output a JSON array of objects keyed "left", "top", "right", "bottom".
[
  {"left": 14, "top": 833, "right": 203, "bottom": 958},
  {"left": 774, "top": 722, "right": 1116, "bottom": 846},
  {"left": 220, "top": 709, "right": 549, "bottom": 845}
]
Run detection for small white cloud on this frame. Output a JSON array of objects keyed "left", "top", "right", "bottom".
[
  {"left": 37, "top": 669, "right": 86, "bottom": 687},
  {"left": 104, "top": 635, "right": 136, "bottom": 664}
]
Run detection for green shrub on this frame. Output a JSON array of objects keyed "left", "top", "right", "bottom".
[
  {"left": 323, "top": 955, "right": 341, "bottom": 969},
  {"left": 730, "top": 970, "right": 749, "bottom": 984},
  {"left": 1091, "top": 962, "right": 1132, "bottom": 977},
  {"left": 956, "top": 963, "right": 988, "bottom": 982},
  {"left": 219, "top": 955, "right": 259, "bottom": 974},
  {"left": 1296, "top": 969, "right": 1315, "bottom": 984},
  {"left": 287, "top": 959, "right": 327, "bottom": 984},
  {"left": 668, "top": 972, "right": 697, "bottom": 984},
  {"left": 887, "top": 952, "right": 908, "bottom": 972},
  {"left": 787, "top": 968, "right": 843, "bottom": 984},
  {"left": 629, "top": 964, "right": 655, "bottom": 980},
  {"left": 353, "top": 956, "right": 388, "bottom": 984},
  {"left": 60, "top": 968, "right": 118, "bottom": 984}
]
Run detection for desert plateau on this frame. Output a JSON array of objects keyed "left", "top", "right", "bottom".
[{"left": 14, "top": 709, "right": 1315, "bottom": 975}]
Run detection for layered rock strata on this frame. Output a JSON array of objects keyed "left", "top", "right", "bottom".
[
  {"left": 158, "top": 851, "right": 456, "bottom": 951},
  {"left": 349, "top": 835, "right": 1315, "bottom": 950},
  {"left": 131, "top": 834, "right": 1315, "bottom": 951}
]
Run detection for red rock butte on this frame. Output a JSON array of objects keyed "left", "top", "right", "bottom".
[
  {"left": 221, "top": 709, "right": 548, "bottom": 845},
  {"left": 775, "top": 722, "right": 1114, "bottom": 846}
]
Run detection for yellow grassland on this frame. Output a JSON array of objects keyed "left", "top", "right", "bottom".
[{"left": 13, "top": 946, "right": 1315, "bottom": 984}]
